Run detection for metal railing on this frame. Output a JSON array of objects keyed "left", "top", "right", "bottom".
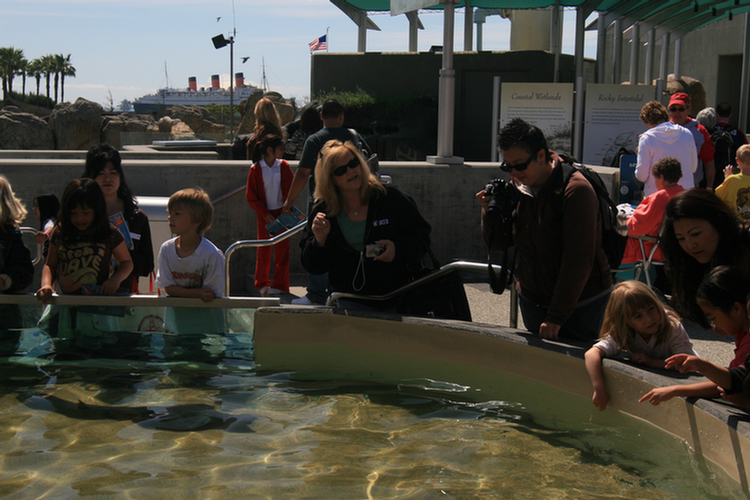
[
  {"left": 327, "top": 260, "right": 519, "bottom": 328},
  {"left": 224, "top": 220, "right": 308, "bottom": 296},
  {"left": 20, "top": 227, "right": 44, "bottom": 266}
]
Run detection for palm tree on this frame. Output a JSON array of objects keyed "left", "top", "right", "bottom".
[
  {"left": 28, "top": 58, "right": 43, "bottom": 99},
  {"left": 41, "top": 54, "right": 54, "bottom": 104},
  {"left": 58, "top": 54, "right": 75, "bottom": 103},
  {"left": 0, "top": 47, "right": 24, "bottom": 99},
  {"left": 18, "top": 56, "right": 28, "bottom": 96}
]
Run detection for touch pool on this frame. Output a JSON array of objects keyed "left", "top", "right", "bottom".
[{"left": 0, "top": 297, "right": 747, "bottom": 498}]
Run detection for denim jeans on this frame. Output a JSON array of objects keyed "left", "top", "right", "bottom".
[
  {"left": 518, "top": 291, "right": 611, "bottom": 343},
  {"left": 305, "top": 272, "right": 329, "bottom": 305}
]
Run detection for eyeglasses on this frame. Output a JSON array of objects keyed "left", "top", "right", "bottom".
[
  {"left": 333, "top": 157, "right": 360, "bottom": 177},
  {"left": 669, "top": 106, "right": 686, "bottom": 112},
  {"left": 500, "top": 155, "right": 534, "bottom": 173}
]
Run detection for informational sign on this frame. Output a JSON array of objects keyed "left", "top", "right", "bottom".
[
  {"left": 583, "top": 84, "right": 653, "bottom": 167},
  {"left": 499, "top": 83, "right": 574, "bottom": 158}
]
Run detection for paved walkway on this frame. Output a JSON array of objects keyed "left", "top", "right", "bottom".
[{"left": 279, "top": 281, "right": 734, "bottom": 367}]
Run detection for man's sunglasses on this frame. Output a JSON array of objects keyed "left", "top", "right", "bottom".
[
  {"left": 500, "top": 155, "right": 534, "bottom": 173},
  {"left": 669, "top": 106, "right": 686, "bottom": 112},
  {"left": 333, "top": 157, "right": 360, "bottom": 177}
]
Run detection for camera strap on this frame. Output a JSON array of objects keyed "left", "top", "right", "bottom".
[{"left": 487, "top": 225, "right": 514, "bottom": 295}]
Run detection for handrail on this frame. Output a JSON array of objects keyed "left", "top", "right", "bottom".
[
  {"left": 0, "top": 293, "right": 279, "bottom": 308},
  {"left": 326, "top": 260, "right": 519, "bottom": 327},
  {"left": 211, "top": 185, "right": 246, "bottom": 206},
  {"left": 20, "top": 226, "right": 44, "bottom": 266},
  {"left": 224, "top": 219, "right": 308, "bottom": 296}
]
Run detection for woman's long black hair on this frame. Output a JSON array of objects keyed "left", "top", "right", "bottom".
[
  {"left": 83, "top": 144, "right": 138, "bottom": 219},
  {"left": 661, "top": 188, "right": 750, "bottom": 326},
  {"left": 57, "top": 179, "right": 111, "bottom": 245}
]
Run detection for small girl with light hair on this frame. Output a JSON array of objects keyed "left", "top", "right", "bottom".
[
  {"left": 0, "top": 175, "right": 34, "bottom": 294},
  {"left": 585, "top": 280, "right": 696, "bottom": 410}
]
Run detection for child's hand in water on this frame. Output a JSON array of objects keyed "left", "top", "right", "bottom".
[
  {"left": 199, "top": 288, "right": 216, "bottom": 303},
  {"left": 591, "top": 386, "right": 609, "bottom": 411}
]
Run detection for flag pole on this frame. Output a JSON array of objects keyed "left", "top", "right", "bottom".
[{"left": 326, "top": 26, "right": 330, "bottom": 52}]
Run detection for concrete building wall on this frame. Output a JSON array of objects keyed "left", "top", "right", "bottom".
[
  {"left": 311, "top": 51, "right": 596, "bottom": 161},
  {"left": 602, "top": 13, "right": 747, "bottom": 128}
]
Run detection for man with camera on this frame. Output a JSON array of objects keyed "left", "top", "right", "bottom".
[{"left": 477, "top": 118, "right": 612, "bottom": 342}]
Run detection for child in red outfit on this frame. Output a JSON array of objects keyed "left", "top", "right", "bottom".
[{"left": 246, "top": 135, "right": 293, "bottom": 296}]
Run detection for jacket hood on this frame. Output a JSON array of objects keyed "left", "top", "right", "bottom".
[{"left": 643, "top": 121, "right": 688, "bottom": 145}]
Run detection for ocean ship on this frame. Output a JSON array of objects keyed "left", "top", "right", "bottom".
[{"left": 133, "top": 73, "right": 259, "bottom": 114}]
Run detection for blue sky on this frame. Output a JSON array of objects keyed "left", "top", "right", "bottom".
[{"left": 1, "top": 0, "right": 595, "bottom": 109}]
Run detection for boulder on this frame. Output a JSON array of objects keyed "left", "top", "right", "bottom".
[
  {"left": 49, "top": 97, "right": 103, "bottom": 150},
  {"left": 236, "top": 90, "right": 294, "bottom": 135},
  {"left": 101, "top": 113, "right": 158, "bottom": 149},
  {"left": 163, "top": 104, "right": 225, "bottom": 135},
  {"left": 157, "top": 116, "right": 195, "bottom": 139},
  {"left": 667, "top": 75, "right": 707, "bottom": 113},
  {"left": 0, "top": 106, "right": 54, "bottom": 149}
]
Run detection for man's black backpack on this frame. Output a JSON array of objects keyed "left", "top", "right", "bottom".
[
  {"left": 712, "top": 127, "right": 734, "bottom": 170},
  {"left": 556, "top": 154, "right": 627, "bottom": 271}
]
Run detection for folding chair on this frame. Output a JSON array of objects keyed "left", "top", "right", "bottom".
[{"left": 613, "top": 234, "right": 662, "bottom": 289}]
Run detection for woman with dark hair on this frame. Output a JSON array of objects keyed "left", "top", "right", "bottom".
[
  {"left": 83, "top": 144, "right": 154, "bottom": 293},
  {"left": 661, "top": 188, "right": 750, "bottom": 327},
  {"left": 300, "top": 139, "right": 431, "bottom": 308},
  {"left": 284, "top": 105, "right": 322, "bottom": 160}
]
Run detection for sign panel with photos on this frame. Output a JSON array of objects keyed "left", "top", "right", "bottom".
[
  {"left": 582, "top": 84, "right": 653, "bottom": 167},
  {"left": 499, "top": 83, "right": 574, "bottom": 159}
]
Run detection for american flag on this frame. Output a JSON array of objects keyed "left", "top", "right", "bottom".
[{"left": 309, "top": 35, "right": 327, "bottom": 54}]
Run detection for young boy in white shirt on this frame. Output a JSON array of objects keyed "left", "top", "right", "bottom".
[{"left": 155, "top": 187, "right": 225, "bottom": 334}]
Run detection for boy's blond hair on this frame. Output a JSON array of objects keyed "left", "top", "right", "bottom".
[
  {"left": 168, "top": 188, "right": 213, "bottom": 235},
  {"left": 737, "top": 144, "right": 750, "bottom": 165}
]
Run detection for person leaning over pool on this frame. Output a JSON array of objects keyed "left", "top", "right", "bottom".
[
  {"left": 477, "top": 117, "right": 612, "bottom": 342},
  {"left": 660, "top": 188, "right": 750, "bottom": 328},
  {"left": 299, "top": 139, "right": 431, "bottom": 309}
]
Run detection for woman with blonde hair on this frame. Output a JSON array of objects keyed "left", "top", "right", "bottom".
[
  {"left": 300, "top": 140, "right": 431, "bottom": 308},
  {"left": 247, "top": 97, "right": 283, "bottom": 163}
]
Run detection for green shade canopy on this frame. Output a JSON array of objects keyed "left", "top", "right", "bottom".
[{"left": 342, "top": 0, "right": 750, "bottom": 39}]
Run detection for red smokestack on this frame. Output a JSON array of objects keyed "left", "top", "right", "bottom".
[
  {"left": 188, "top": 77, "right": 197, "bottom": 91},
  {"left": 211, "top": 74, "right": 220, "bottom": 89},
  {"left": 235, "top": 72, "right": 244, "bottom": 88}
]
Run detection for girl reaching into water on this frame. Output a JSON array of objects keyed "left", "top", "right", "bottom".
[
  {"left": 36, "top": 179, "right": 133, "bottom": 304},
  {"left": 639, "top": 266, "right": 750, "bottom": 406},
  {"left": 585, "top": 280, "right": 697, "bottom": 411}
]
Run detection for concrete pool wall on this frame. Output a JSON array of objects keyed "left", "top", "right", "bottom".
[{"left": 254, "top": 306, "right": 750, "bottom": 489}]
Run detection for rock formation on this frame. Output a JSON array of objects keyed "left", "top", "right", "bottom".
[
  {"left": 102, "top": 113, "right": 159, "bottom": 149},
  {"left": 48, "top": 97, "right": 103, "bottom": 150},
  {"left": 164, "top": 104, "right": 225, "bottom": 135},
  {"left": 667, "top": 75, "right": 707, "bottom": 113},
  {"left": 0, "top": 106, "right": 54, "bottom": 149}
]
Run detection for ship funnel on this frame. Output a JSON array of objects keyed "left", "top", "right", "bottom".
[
  {"left": 188, "top": 76, "right": 197, "bottom": 91},
  {"left": 235, "top": 72, "right": 244, "bottom": 88},
  {"left": 211, "top": 74, "right": 221, "bottom": 89}
]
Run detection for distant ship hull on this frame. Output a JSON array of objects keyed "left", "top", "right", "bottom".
[{"left": 133, "top": 86, "right": 259, "bottom": 114}]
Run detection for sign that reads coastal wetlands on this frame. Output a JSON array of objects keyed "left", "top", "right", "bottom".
[
  {"left": 583, "top": 84, "right": 653, "bottom": 167},
  {"left": 500, "top": 83, "right": 574, "bottom": 158}
]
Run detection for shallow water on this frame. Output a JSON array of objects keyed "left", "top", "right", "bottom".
[{"left": 0, "top": 309, "right": 746, "bottom": 499}]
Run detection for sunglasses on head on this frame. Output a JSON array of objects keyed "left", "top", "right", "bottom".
[
  {"left": 333, "top": 157, "right": 360, "bottom": 177},
  {"left": 669, "top": 106, "right": 686, "bottom": 112},
  {"left": 500, "top": 155, "right": 535, "bottom": 173}
]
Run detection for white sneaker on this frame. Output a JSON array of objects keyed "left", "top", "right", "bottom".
[
  {"left": 258, "top": 286, "right": 269, "bottom": 296},
  {"left": 267, "top": 288, "right": 285, "bottom": 295},
  {"left": 291, "top": 296, "right": 315, "bottom": 305}
]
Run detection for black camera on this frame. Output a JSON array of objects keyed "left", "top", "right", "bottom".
[{"left": 484, "top": 178, "right": 520, "bottom": 218}]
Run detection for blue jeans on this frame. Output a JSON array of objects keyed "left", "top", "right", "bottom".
[
  {"left": 518, "top": 291, "right": 610, "bottom": 343},
  {"left": 306, "top": 272, "right": 329, "bottom": 304}
]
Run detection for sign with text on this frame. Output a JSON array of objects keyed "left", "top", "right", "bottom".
[
  {"left": 499, "top": 83, "right": 574, "bottom": 158},
  {"left": 583, "top": 84, "right": 653, "bottom": 167}
]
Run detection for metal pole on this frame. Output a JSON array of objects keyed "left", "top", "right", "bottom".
[
  {"left": 575, "top": 5, "right": 585, "bottom": 80},
  {"left": 629, "top": 22, "right": 639, "bottom": 85},
  {"left": 229, "top": 29, "right": 235, "bottom": 140},
  {"left": 552, "top": 1, "right": 562, "bottom": 83},
  {"left": 645, "top": 28, "right": 655, "bottom": 85},
  {"left": 740, "top": 13, "right": 750, "bottom": 132},
  {"left": 596, "top": 14, "right": 606, "bottom": 83},
  {"left": 491, "top": 76, "right": 501, "bottom": 162},
  {"left": 673, "top": 38, "right": 681, "bottom": 80},
  {"left": 612, "top": 18, "right": 622, "bottom": 84},
  {"left": 464, "top": 0, "right": 473, "bottom": 51},
  {"left": 655, "top": 78, "right": 664, "bottom": 102},
  {"left": 573, "top": 75, "right": 585, "bottom": 160},
  {"left": 659, "top": 32, "right": 670, "bottom": 81}
]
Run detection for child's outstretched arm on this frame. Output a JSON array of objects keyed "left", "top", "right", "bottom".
[
  {"left": 584, "top": 346, "right": 609, "bottom": 411},
  {"left": 36, "top": 242, "right": 58, "bottom": 304},
  {"left": 639, "top": 381, "right": 721, "bottom": 405},
  {"left": 100, "top": 241, "right": 134, "bottom": 295},
  {"left": 665, "top": 354, "right": 732, "bottom": 388}
]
